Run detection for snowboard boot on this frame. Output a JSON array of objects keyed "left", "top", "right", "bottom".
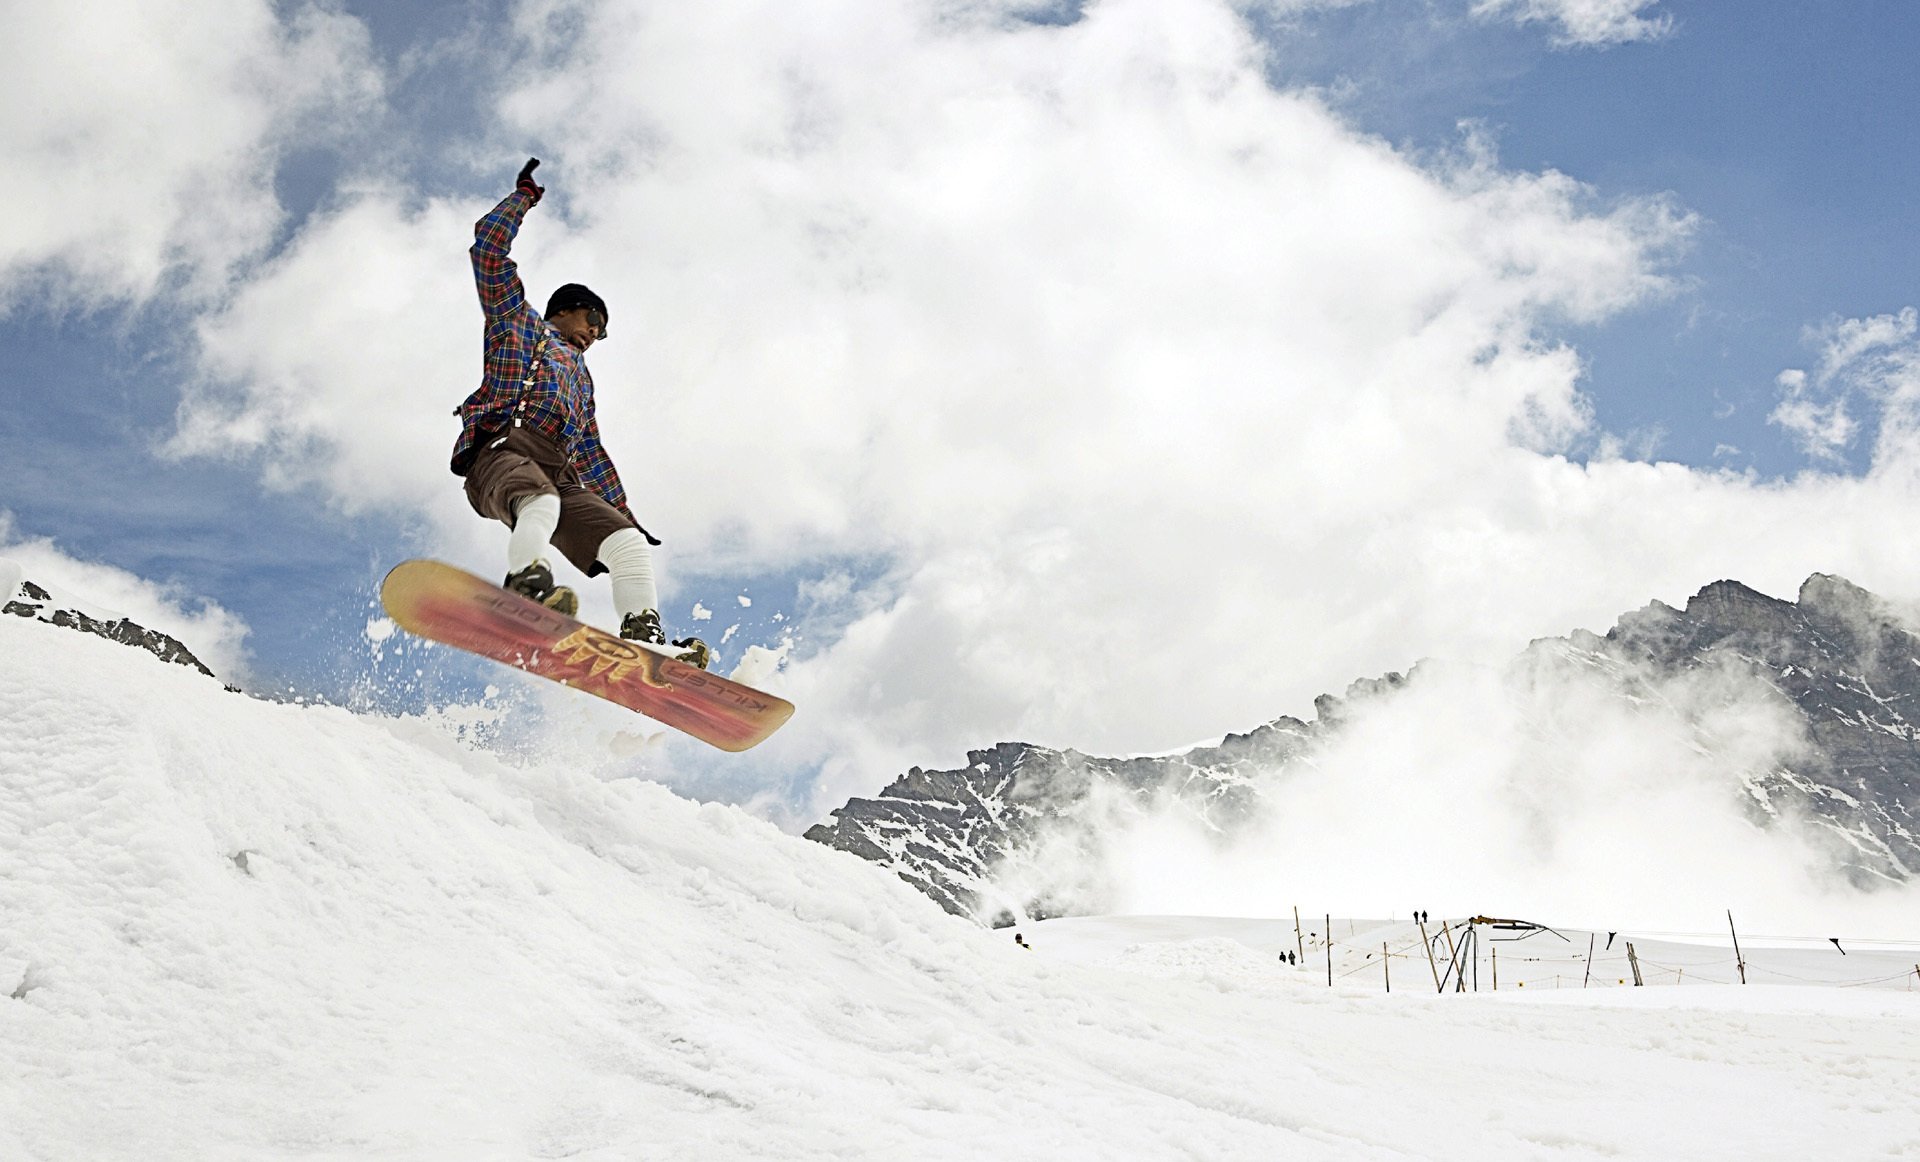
[
  {"left": 670, "top": 635, "right": 712, "bottom": 671},
  {"left": 620, "top": 610, "right": 711, "bottom": 671},
  {"left": 502, "top": 560, "right": 578, "bottom": 618}
]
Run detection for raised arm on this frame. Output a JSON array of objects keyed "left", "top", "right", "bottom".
[{"left": 470, "top": 158, "right": 547, "bottom": 320}]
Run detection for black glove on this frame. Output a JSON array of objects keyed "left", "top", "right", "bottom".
[{"left": 516, "top": 157, "right": 544, "bottom": 205}]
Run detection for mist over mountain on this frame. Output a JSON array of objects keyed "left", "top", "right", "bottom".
[{"left": 806, "top": 574, "right": 1920, "bottom": 926}]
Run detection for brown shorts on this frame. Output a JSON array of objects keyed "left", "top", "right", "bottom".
[{"left": 461, "top": 426, "right": 656, "bottom": 577}]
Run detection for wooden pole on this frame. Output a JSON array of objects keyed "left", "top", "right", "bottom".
[
  {"left": 1627, "top": 941, "right": 1644, "bottom": 986},
  {"left": 1441, "top": 920, "right": 1463, "bottom": 992},
  {"left": 1294, "top": 906, "right": 1305, "bottom": 964},
  {"left": 1583, "top": 933, "right": 1595, "bottom": 988},
  {"left": 1418, "top": 917, "right": 1442, "bottom": 991},
  {"left": 1325, "top": 914, "right": 1333, "bottom": 987},
  {"left": 1728, "top": 910, "right": 1747, "bottom": 984},
  {"left": 1383, "top": 942, "right": 1391, "bottom": 994},
  {"left": 1491, "top": 946, "right": 1498, "bottom": 992}
]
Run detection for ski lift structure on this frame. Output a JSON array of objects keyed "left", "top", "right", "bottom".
[{"left": 1431, "top": 916, "right": 1572, "bottom": 993}]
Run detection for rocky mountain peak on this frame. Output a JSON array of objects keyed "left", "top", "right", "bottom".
[
  {"left": 809, "top": 573, "right": 1920, "bottom": 924},
  {"left": 4, "top": 576, "right": 220, "bottom": 682}
]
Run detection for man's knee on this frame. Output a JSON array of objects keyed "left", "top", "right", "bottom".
[
  {"left": 511, "top": 491, "right": 562, "bottom": 528},
  {"left": 597, "top": 527, "right": 653, "bottom": 575}
]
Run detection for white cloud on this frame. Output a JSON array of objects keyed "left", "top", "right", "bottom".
[
  {"left": 1770, "top": 369, "right": 1854, "bottom": 463},
  {"left": 1471, "top": 0, "right": 1672, "bottom": 47},
  {"left": 1770, "top": 308, "right": 1920, "bottom": 467},
  {"left": 0, "top": 514, "right": 252, "bottom": 681},
  {"left": 0, "top": 0, "right": 379, "bottom": 309},
  {"left": 170, "top": 192, "right": 478, "bottom": 521},
  {"left": 151, "top": 0, "right": 1920, "bottom": 823}
]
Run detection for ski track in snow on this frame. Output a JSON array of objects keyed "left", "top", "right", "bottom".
[{"left": 4, "top": 615, "right": 1920, "bottom": 1160}]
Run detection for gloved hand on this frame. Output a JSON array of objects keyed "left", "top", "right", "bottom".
[{"left": 516, "top": 157, "right": 545, "bottom": 205}]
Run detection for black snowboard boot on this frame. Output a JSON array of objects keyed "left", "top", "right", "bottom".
[
  {"left": 619, "top": 609, "right": 666, "bottom": 645},
  {"left": 620, "top": 610, "right": 711, "bottom": 671},
  {"left": 670, "top": 635, "right": 712, "bottom": 671},
  {"left": 503, "top": 560, "right": 578, "bottom": 618}
]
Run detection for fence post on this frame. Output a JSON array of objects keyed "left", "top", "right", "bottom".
[
  {"left": 1384, "top": 942, "right": 1391, "bottom": 994},
  {"left": 1419, "top": 917, "right": 1442, "bottom": 991},
  {"left": 1728, "top": 910, "right": 1747, "bottom": 984},
  {"left": 1627, "top": 942, "right": 1644, "bottom": 986},
  {"left": 1441, "top": 920, "right": 1464, "bottom": 992},
  {"left": 1583, "top": 932, "right": 1595, "bottom": 989},
  {"left": 1492, "top": 946, "right": 1498, "bottom": 992},
  {"left": 1326, "top": 913, "right": 1333, "bottom": 988},
  {"left": 1294, "top": 906, "right": 1305, "bottom": 965}
]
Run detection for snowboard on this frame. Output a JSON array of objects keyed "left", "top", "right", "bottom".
[{"left": 379, "top": 559, "right": 794, "bottom": 752}]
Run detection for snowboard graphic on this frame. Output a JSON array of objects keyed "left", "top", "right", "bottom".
[{"left": 379, "top": 559, "right": 793, "bottom": 752}]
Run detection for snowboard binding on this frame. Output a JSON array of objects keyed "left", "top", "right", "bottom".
[{"left": 620, "top": 610, "right": 711, "bottom": 671}]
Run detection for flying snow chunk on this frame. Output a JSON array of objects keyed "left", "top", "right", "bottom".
[
  {"left": 691, "top": 603, "right": 712, "bottom": 622},
  {"left": 738, "top": 595, "right": 752, "bottom": 608},
  {"left": 729, "top": 643, "right": 788, "bottom": 687}
]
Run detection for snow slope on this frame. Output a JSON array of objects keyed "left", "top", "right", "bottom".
[{"left": 5, "top": 614, "right": 1920, "bottom": 1160}]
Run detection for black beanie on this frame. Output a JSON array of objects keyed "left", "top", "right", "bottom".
[{"left": 546, "top": 283, "right": 609, "bottom": 332}]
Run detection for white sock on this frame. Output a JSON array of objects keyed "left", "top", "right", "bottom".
[
  {"left": 507, "top": 493, "right": 561, "bottom": 574},
  {"left": 598, "top": 527, "right": 658, "bottom": 620}
]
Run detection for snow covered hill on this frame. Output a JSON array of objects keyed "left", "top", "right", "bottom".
[{"left": 6, "top": 613, "right": 1920, "bottom": 1160}]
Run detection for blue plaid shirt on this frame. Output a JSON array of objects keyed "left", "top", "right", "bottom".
[{"left": 451, "top": 188, "right": 633, "bottom": 520}]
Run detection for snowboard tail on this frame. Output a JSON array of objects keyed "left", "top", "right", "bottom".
[{"left": 380, "top": 559, "right": 793, "bottom": 752}]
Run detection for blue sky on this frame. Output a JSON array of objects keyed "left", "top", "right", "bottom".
[
  {"left": 1256, "top": 0, "right": 1919, "bottom": 478},
  {"left": 6, "top": 0, "right": 1920, "bottom": 815},
  {"left": 1333, "top": 0, "right": 1920, "bottom": 477}
]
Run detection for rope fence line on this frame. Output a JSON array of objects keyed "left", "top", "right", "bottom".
[
  {"left": 1287, "top": 913, "right": 1920, "bottom": 994},
  {"left": 1613, "top": 929, "right": 1920, "bottom": 948}
]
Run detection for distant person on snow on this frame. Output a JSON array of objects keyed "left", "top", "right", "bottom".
[{"left": 449, "top": 157, "right": 708, "bottom": 669}]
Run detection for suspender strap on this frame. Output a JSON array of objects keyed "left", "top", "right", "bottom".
[{"left": 512, "top": 335, "right": 553, "bottom": 428}]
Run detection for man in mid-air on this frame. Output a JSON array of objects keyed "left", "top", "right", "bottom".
[{"left": 449, "top": 157, "right": 707, "bottom": 668}]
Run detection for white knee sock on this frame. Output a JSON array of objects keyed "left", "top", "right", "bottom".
[
  {"left": 598, "top": 527, "right": 658, "bottom": 620},
  {"left": 507, "top": 493, "right": 561, "bottom": 574}
]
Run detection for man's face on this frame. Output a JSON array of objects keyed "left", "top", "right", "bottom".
[{"left": 551, "top": 307, "right": 606, "bottom": 352}]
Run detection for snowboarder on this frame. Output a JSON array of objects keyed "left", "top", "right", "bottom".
[{"left": 450, "top": 157, "right": 708, "bottom": 669}]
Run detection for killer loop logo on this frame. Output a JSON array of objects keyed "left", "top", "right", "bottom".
[{"left": 552, "top": 626, "right": 671, "bottom": 688}]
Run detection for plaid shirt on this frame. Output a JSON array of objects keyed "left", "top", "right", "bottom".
[{"left": 450, "top": 188, "right": 632, "bottom": 520}]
